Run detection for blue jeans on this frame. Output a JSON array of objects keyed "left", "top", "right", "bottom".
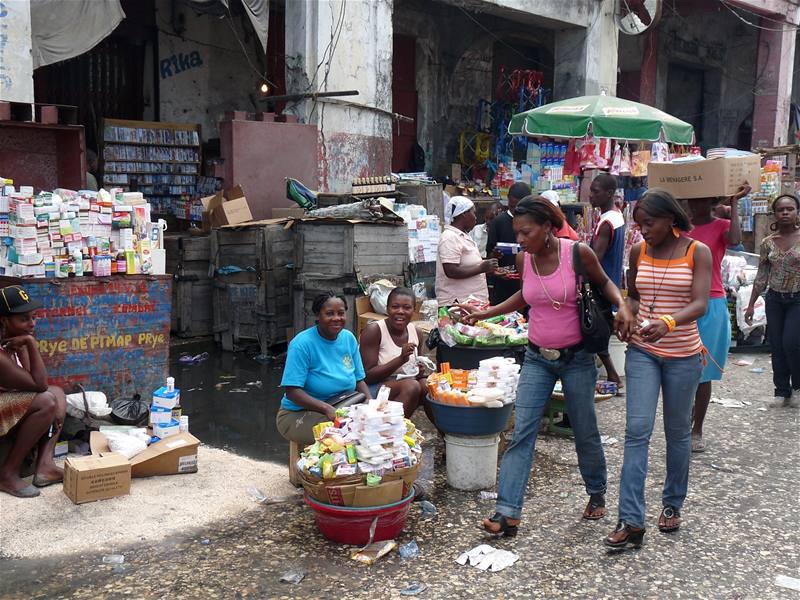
[
  {"left": 496, "top": 348, "right": 606, "bottom": 520},
  {"left": 618, "top": 346, "right": 702, "bottom": 528}
]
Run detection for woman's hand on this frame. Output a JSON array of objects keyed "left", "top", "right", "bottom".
[
  {"left": 614, "top": 304, "right": 636, "bottom": 342},
  {"left": 2, "top": 335, "right": 34, "bottom": 352},
  {"left": 744, "top": 305, "right": 755, "bottom": 325},
  {"left": 639, "top": 318, "right": 669, "bottom": 343},
  {"left": 480, "top": 258, "right": 499, "bottom": 273},
  {"left": 323, "top": 403, "right": 337, "bottom": 422},
  {"left": 400, "top": 342, "right": 416, "bottom": 361},
  {"left": 462, "top": 311, "right": 488, "bottom": 325}
]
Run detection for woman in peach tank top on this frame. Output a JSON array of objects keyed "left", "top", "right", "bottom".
[
  {"left": 605, "top": 189, "right": 712, "bottom": 550},
  {"left": 463, "top": 197, "right": 635, "bottom": 538}
]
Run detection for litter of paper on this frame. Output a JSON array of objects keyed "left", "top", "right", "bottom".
[
  {"left": 456, "top": 544, "right": 519, "bottom": 572},
  {"left": 600, "top": 435, "right": 618, "bottom": 446},
  {"left": 775, "top": 575, "right": 800, "bottom": 592},
  {"left": 710, "top": 397, "right": 747, "bottom": 408}
]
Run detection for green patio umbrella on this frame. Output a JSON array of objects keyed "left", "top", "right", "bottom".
[{"left": 508, "top": 94, "right": 695, "bottom": 144}]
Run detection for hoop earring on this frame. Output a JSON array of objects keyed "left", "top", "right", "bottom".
[
  {"left": 770, "top": 222, "right": 779, "bottom": 232},
  {"left": 545, "top": 234, "right": 551, "bottom": 249}
]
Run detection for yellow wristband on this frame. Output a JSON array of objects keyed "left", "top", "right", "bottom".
[{"left": 659, "top": 315, "right": 677, "bottom": 332}]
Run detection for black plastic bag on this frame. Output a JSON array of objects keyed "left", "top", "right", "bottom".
[{"left": 110, "top": 393, "right": 149, "bottom": 426}]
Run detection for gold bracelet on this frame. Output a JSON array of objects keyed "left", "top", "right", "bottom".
[{"left": 660, "top": 315, "right": 677, "bottom": 332}]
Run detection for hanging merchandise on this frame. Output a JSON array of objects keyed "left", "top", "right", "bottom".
[
  {"left": 651, "top": 142, "right": 670, "bottom": 163},
  {"left": 619, "top": 144, "right": 632, "bottom": 176},
  {"left": 564, "top": 139, "right": 580, "bottom": 176},
  {"left": 610, "top": 142, "right": 622, "bottom": 176},
  {"left": 631, "top": 150, "right": 651, "bottom": 177},
  {"left": 580, "top": 137, "right": 598, "bottom": 169}
]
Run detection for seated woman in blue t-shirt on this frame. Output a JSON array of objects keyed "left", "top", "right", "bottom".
[{"left": 275, "top": 292, "right": 371, "bottom": 445}]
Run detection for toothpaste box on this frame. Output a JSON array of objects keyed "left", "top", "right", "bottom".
[
  {"left": 149, "top": 405, "right": 172, "bottom": 426},
  {"left": 152, "top": 386, "right": 180, "bottom": 409},
  {"left": 153, "top": 419, "right": 180, "bottom": 439}
]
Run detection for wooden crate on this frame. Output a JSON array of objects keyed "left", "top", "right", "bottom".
[
  {"left": 165, "top": 234, "right": 213, "bottom": 337},
  {"left": 293, "top": 220, "right": 409, "bottom": 278},
  {"left": 211, "top": 223, "right": 294, "bottom": 353}
]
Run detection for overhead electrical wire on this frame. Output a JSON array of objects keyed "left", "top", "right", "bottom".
[{"left": 717, "top": 0, "right": 799, "bottom": 32}]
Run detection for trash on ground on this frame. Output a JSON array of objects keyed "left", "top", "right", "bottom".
[
  {"left": 229, "top": 388, "right": 249, "bottom": 393},
  {"left": 247, "top": 487, "right": 268, "bottom": 503},
  {"left": 749, "top": 367, "right": 765, "bottom": 373},
  {"left": 253, "top": 353, "right": 271, "bottom": 364},
  {"left": 178, "top": 352, "right": 209, "bottom": 365},
  {"left": 479, "top": 491, "right": 497, "bottom": 500},
  {"left": 102, "top": 554, "right": 124, "bottom": 564},
  {"left": 279, "top": 568, "right": 307, "bottom": 584},
  {"left": 710, "top": 397, "right": 747, "bottom": 408},
  {"left": 757, "top": 407, "right": 767, "bottom": 411},
  {"left": 775, "top": 575, "right": 800, "bottom": 592},
  {"left": 419, "top": 500, "right": 437, "bottom": 519},
  {"left": 247, "top": 487, "right": 302, "bottom": 505},
  {"left": 400, "top": 582, "right": 428, "bottom": 596},
  {"left": 351, "top": 540, "right": 397, "bottom": 565},
  {"left": 710, "top": 463, "right": 736, "bottom": 473},
  {"left": 601, "top": 435, "right": 618, "bottom": 446},
  {"left": 399, "top": 539, "right": 421, "bottom": 560},
  {"left": 200, "top": 539, "right": 210, "bottom": 545},
  {"left": 246, "top": 380, "right": 263, "bottom": 387},
  {"left": 112, "top": 565, "right": 126, "bottom": 575},
  {"left": 456, "top": 544, "right": 518, "bottom": 572},
  {"left": 219, "top": 375, "right": 237, "bottom": 380},
  {"left": 733, "top": 358, "right": 755, "bottom": 366}
]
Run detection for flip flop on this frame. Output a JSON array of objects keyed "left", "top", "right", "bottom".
[
  {"left": 2, "top": 484, "right": 41, "bottom": 498},
  {"left": 33, "top": 475, "right": 64, "bottom": 488},
  {"left": 691, "top": 435, "right": 706, "bottom": 453}
]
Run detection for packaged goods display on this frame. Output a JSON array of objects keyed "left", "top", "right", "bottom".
[
  {"left": 437, "top": 305, "right": 528, "bottom": 348},
  {"left": 298, "top": 394, "right": 423, "bottom": 481},
  {"left": 101, "top": 119, "right": 202, "bottom": 222},
  {"left": 0, "top": 181, "right": 165, "bottom": 278},
  {"left": 392, "top": 203, "right": 441, "bottom": 264},
  {"left": 426, "top": 358, "right": 520, "bottom": 406}
]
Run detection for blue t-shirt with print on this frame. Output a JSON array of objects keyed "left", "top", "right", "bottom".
[{"left": 280, "top": 326, "right": 365, "bottom": 411}]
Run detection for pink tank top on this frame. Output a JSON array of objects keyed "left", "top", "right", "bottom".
[
  {"left": 522, "top": 238, "right": 582, "bottom": 348},
  {"left": 376, "top": 319, "right": 419, "bottom": 376}
]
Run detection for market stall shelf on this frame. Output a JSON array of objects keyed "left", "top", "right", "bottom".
[
  {"left": 210, "top": 221, "right": 293, "bottom": 353},
  {"left": 2, "top": 275, "right": 172, "bottom": 401},
  {"left": 165, "top": 233, "right": 212, "bottom": 337}
]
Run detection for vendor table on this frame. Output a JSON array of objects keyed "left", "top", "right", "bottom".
[{"left": 0, "top": 275, "right": 172, "bottom": 400}]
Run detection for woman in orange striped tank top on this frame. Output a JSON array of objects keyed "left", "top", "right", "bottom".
[{"left": 605, "top": 189, "right": 712, "bottom": 550}]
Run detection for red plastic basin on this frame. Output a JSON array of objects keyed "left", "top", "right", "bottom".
[{"left": 304, "top": 489, "right": 415, "bottom": 545}]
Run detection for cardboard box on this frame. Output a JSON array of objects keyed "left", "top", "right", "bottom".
[
  {"left": 63, "top": 453, "right": 131, "bottom": 504},
  {"left": 355, "top": 295, "right": 422, "bottom": 338},
  {"left": 646, "top": 155, "right": 761, "bottom": 199},
  {"left": 91, "top": 431, "right": 200, "bottom": 478},
  {"left": 211, "top": 185, "right": 253, "bottom": 227},
  {"left": 272, "top": 207, "right": 306, "bottom": 219},
  {"left": 300, "top": 461, "right": 418, "bottom": 507}
]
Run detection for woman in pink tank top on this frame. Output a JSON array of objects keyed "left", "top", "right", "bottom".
[{"left": 464, "top": 197, "right": 634, "bottom": 538}]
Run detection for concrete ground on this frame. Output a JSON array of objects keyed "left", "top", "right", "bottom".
[{"left": 0, "top": 351, "right": 797, "bottom": 599}]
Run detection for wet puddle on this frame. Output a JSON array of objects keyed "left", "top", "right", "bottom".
[{"left": 170, "top": 341, "right": 288, "bottom": 465}]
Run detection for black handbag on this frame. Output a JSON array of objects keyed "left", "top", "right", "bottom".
[
  {"left": 331, "top": 391, "right": 366, "bottom": 408},
  {"left": 572, "top": 243, "right": 614, "bottom": 354}
]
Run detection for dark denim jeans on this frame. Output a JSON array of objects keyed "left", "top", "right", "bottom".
[
  {"left": 765, "top": 290, "right": 800, "bottom": 398},
  {"left": 617, "top": 346, "right": 702, "bottom": 528},
  {"left": 496, "top": 348, "right": 606, "bottom": 520}
]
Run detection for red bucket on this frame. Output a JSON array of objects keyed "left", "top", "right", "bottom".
[{"left": 304, "top": 489, "right": 415, "bottom": 545}]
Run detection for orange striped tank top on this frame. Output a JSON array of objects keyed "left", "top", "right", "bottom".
[{"left": 632, "top": 240, "right": 703, "bottom": 358}]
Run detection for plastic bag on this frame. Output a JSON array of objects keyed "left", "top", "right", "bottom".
[
  {"left": 110, "top": 394, "right": 149, "bottom": 426},
  {"left": 103, "top": 430, "right": 148, "bottom": 459},
  {"left": 474, "top": 334, "right": 507, "bottom": 347},
  {"left": 420, "top": 300, "right": 438, "bottom": 325},
  {"left": 368, "top": 280, "right": 397, "bottom": 315},
  {"left": 412, "top": 282, "right": 427, "bottom": 300},
  {"left": 736, "top": 285, "right": 766, "bottom": 335},
  {"left": 65, "top": 390, "right": 112, "bottom": 419}
]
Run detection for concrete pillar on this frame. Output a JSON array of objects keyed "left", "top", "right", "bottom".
[
  {"left": 553, "top": 0, "right": 618, "bottom": 99},
  {"left": 0, "top": 0, "right": 35, "bottom": 104},
  {"left": 751, "top": 17, "right": 796, "bottom": 148},
  {"left": 284, "top": 0, "right": 393, "bottom": 192}
]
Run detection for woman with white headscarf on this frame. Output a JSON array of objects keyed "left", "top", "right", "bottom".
[{"left": 436, "top": 196, "right": 499, "bottom": 306}]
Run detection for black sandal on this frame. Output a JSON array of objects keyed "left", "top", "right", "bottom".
[
  {"left": 582, "top": 492, "right": 607, "bottom": 520},
  {"left": 658, "top": 506, "right": 681, "bottom": 533},
  {"left": 483, "top": 512, "right": 518, "bottom": 537}
]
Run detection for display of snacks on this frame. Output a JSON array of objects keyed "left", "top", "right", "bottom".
[
  {"left": 438, "top": 305, "right": 528, "bottom": 348},
  {"left": 427, "top": 358, "right": 521, "bottom": 406}
]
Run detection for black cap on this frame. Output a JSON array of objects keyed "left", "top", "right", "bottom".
[{"left": 0, "top": 286, "right": 43, "bottom": 315}]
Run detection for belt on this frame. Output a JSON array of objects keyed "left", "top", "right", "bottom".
[{"left": 528, "top": 341, "right": 584, "bottom": 362}]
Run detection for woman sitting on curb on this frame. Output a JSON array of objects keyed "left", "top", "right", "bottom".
[
  {"left": 0, "top": 285, "right": 67, "bottom": 498},
  {"left": 276, "top": 292, "right": 371, "bottom": 445},
  {"left": 359, "top": 287, "right": 427, "bottom": 419}
]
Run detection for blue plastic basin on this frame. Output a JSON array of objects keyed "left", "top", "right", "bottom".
[{"left": 425, "top": 395, "right": 514, "bottom": 436}]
